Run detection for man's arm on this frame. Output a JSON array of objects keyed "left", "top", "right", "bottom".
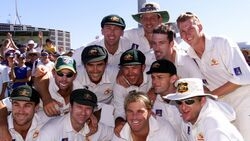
[
  {"left": 33, "top": 72, "right": 61, "bottom": 116},
  {"left": 211, "top": 81, "right": 240, "bottom": 97},
  {"left": 0, "top": 101, "right": 12, "bottom": 141}
]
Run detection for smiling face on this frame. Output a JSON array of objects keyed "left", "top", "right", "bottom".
[
  {"left": 177, "top": 96, "right": 205, "bottom": 124},
  {"left": 70, "top": 102, "right": 93, "bottom": 131},
  {"left": 84, "top": 60, "right": 106, "bottom": 84},
  {"left": 102, "top": 24, "right": 124, "bottom": 48},
  {"left": 125, "top": 101, "right": 150, "bottom": 133},
  {"left": 53, "top": 68, "right": 76, "bottom": 91},
  {"left": 140, "top": 13, "right": 162, "bottom": 34},
  {"left": 12, "top": 100, "right": 37, "bottom": 127},
  {"left": 121, "top": 64, "right": 145, "bottom": 86},
  {"left": 177, "top": 17, "right": 203, "bottom": 49}
]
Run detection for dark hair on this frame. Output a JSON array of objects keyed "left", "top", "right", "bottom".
[{"left": 153, "top": 23, "right": 176, "bottom": 42}]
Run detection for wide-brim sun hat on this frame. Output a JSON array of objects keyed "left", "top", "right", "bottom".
[
  {"left": 132, "top": 2, "right": 170, "bottom": 23},
  {"left": 163, "top": 78, "right": 217, "bottom": 100}
]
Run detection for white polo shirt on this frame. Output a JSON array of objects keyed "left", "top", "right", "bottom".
[
  {"left": 113, "top": 72, "right": 152, "bottom": 119},
  {"left": 72, "top": 37, "right": 133, "bottom": 67},
  {"left": 153, "top": 94, "right": 184, "bottom": 141},
  {"left": 8, "top": 112, "right": 48, "bottom": 141},
  {"left": 182, "top": 98, "right": 244, "bottom": 141},
  {"left": 124, "top": 27, "right": 151, "bottom": 54},
  {"left": 75, "top": 65, "right": 118, "bottom": 104},
  {"left": 36, "top": 113, "right": 114, "bottom": 141},
  {"left": 187, "top": 35, "right": 250, "bottom": 90},
  {"left": 112, "top": 116, "right": 177, "bottom": 141}
]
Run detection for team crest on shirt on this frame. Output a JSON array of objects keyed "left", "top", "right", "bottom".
[
  {"left": 177, "top": 82, "right": 188, "bottom": 93},
  {"left": 104, "top": 88, "right": 112, "bottom": 95},
  {"left": 33, "top": 130, "right": 39, "bottom": 139},
  {"left": 210, "top": 58, "right": 219, "bottom": 66},
  {"left": 196, "top": 133, "right": 204, "bottom": 141}
]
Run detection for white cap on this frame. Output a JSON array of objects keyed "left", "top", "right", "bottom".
[{"left": 163, "top": 78, "right": 217, "bottom": 100}]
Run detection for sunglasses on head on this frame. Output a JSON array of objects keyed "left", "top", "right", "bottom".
[
  {"left": 175, "top": 98, "right": 196, "bottom": 105},
  {"left": 56, "top": 71, "right": 74, "bottom": 78}
]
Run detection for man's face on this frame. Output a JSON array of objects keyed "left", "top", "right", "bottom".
[
  {"left": 102, "top": 25, "right": 124, "bottom": 47},
  {"left": 84, "top": 60, "right": 106, "bottom": 84},
  {"left": 121, "top": 64, "right": 145, "bottom": 86},
  {"left": 53, "top": 69, "right": 76, "bottom": 91},
  {"left": 176, "top": 97, "right": 205, "bottom": 124},
  {"left": 178, "top": 18, "right": 201, "bottom": 47},
  {"left": 140, "top": 13, "right": 162, "bottom": 34},
  {"left": 126, "top": 101, "right": 150, "bottom": 133},
  {"left": 151, "top": 33, "right": 172, "bottom": 60},
  {"left": 12, "top": 100, "right": 37, "bottom": 127},
  {"left": 70, "top": 102, "right": 93, "bottom": 128},
  {"left": 151, "top": 73, "right": 172, "bottom": 96}
]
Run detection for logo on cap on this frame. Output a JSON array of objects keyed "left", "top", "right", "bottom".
[
  {"left": 177, "top": 82, "right": 188, "bottom": 93},
  {"left": 152, "top": 62, "right": 160, "bottom": 68},
  {"left": 18, "top": 89, "right": 30, "bottom": 97},
  {"left": 84, "top": 93, "right": 93, "bottom": 101},
  {"left": 110, "top": 16, "right": 119, "bottom": 22},
  {"left": 88, "top": 49, "right": 98, "bottom": 56},
  {"left": 123, "top": 53, "right": 133, "bottom": 61},
  {"left": 63, "top": 57, "right": 73, "bottom": 64}
]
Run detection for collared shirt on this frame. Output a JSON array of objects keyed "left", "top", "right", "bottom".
[
  {"left": 113, "top": 72, "right": 152, "bottom": 119},
  {"left": 72, "top": 37, "right": 133, "bottom": 67},
  {"left": 124, "top": 27, "right": 151, "bottom": 54},
  {"left": 153, "top": 95, "right": 185, "bottom": 141},
  {"left": 36, "top": 113, "right": 114, "bottom": 141},
  {"left": 75, "top": 65, "right": 118, "bottom": 105},
  {"left": 187, "top": 35, "right": 250, "bottom": 90},
  {"left": 182, "top": 98, "right": 244, "bottom": 141},
  {"left": 8, "top": 112, "right": 47, "bottom": 141},
  {"left": 112, "top": 116, "right": 177, "bottom": 141}
]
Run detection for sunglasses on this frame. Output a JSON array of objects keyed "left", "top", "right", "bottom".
[
  {"left": 56, "top": 72, "right": 74, "bottom": 78},
  {"left": 175, "top": 98, "right": 196, "bottom": 105}
]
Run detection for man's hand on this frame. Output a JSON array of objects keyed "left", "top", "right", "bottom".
[
  {"left": 43, "top": 99, "right": 63, "bottom": 117},
  {"left": 147, "top": 87, "right": 157, "bottom": 105},
  {"left": 114, "top": 117, "right": 126, "bottom": 137},
  {"left": 116, "top": 70, "right": 130, "bottom": 88},
  {"left": 86, "top": 114, "right": 98, "bottom": 137}
]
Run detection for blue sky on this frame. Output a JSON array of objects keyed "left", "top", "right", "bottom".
[{"left": 1, "top": 0, "right": 250, "bottom": 49}]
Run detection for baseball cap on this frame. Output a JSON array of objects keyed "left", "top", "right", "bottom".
[
  {"left": 70, "top": 89, "right": 98, "bottom": 107},
  {"left": 81, "top": 45, "right": 108, "bottom": 64},
  {"left": 10, "top": 85, "right": 40, "bottom": 105},
  {"left": 101, "top": 14, "right": 126, "bottom": 30},
  {"left": 163, "top": 78, "right": 217, "bottom": 100},
  {"left": 132, "top": 2, "right": 170, "bottom": 23},
  {"left": 147, "top": 59, "right": 176, "bottom": 75},
  {"left": 54, "top": 56, "right": 77, "bottom": 73},
  {"left": 119, "top": 48, "right": 145, "bottom": 66}
]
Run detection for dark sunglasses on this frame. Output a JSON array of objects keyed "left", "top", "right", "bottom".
[
  {"left": 56, "top": 72, "right": 74, "bottom": 78},
  {"left": 175, "top": 98, "right": 196, "bottom": 105}
]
